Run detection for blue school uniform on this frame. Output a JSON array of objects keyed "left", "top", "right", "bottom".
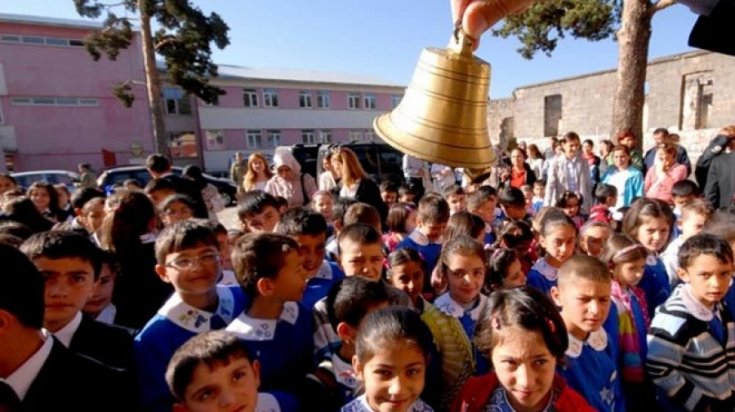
[
  {"left": 134, "top": 285, "right": 247, "bottom": 412},
  {"left": 638, "top": 255, "right": 671, "bottom": 319},
  {"left": 560, "top": 329, "right": 625, "bottom": 412},
  {"left": 398, "top": 230, "right": 443, "bottom": 276},
  {"left": 433, "top": 292, "right": 490, "bottom": 375},
  {"left": 526, "top": 258, "right": 558, "bottom": 296},
  {"left": 341, "top": 395, "right": 434, "bottom": 412},
  {"left": 301, "top": 260, "right": 345, "bottom": 309},
  {"left": 483, "top": 222, "right": 496, "bottom": 246},
  {"left": 227, "top": 301, "right": 314, "bottom": 393}
]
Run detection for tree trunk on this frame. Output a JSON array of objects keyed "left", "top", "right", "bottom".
[
  {"left": 611, "top": 0, "right": 652, "bottom": 148},
  {"left": 138, "top": 0, "right": 168, "bottom": 158}
]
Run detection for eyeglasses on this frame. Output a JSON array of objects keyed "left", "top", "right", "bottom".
[{"left": 165, "top": 252, "right": 221, "bottom": 271}]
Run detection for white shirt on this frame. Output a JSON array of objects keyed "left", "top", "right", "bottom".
[
  {"left": 53, "top": 311, "right": 83, "bottom": 348},
  {"left": 3, "top": 331, "right": 54, "bottom": 401},
  {"left": 95, "top": 304, "right": 117, "bottom": 326},
  {"left": 563, "top": 156, "right": 580, "bottom": 192},
  {"left": 607, "top": 168, "right": 631, "bottom": 210}
]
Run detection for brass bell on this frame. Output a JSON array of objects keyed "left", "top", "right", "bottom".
[{"left": 373, "top": 28, "right": 496, "bottom": 170}]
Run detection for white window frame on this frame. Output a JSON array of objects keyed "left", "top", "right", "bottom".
[
  {"left": 247, "top": 130, "right": 262, "bottom": 148},
  {"left": 301, "top": 130, "right": 316, "bottom": 144},
  {"left": 391, "top": 95, "right": 402, "bottom": 108},
  {"left": 263, "top": 89, "right": 279, "bottom": 108},
  {"left": 243, "top": 89, "right": 258, "bottom": 107},
  {"left": 299, "top": 91, "right": 313, "bottom": 109},
  {"left": 318, "top": 130, "right": 332, "bottom": 144},
  {"left": 163, "top": 88, "right": 191, "bottom": 115},
  {"left": 10, "top": 96, "right": 99, "bottom": 107},
  {"left": 349, "top": 130, "right": 363, "bottom": 142},
  {"left": 205, "top": 129, "right": 225, "bottom": 150},
  {"left": 267, "top": 130, "right": 281, "bottom": 148},
  {"left": 363, "top": 94, "right": 376, "bottom": 110},
  {"left": 317, "top": 91, "right": 331, "bottom": 109},
  {"left": 348, "top": 93, "right": 361, "bottom": 110}
]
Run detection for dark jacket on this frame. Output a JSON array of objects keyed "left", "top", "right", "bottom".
[
  {"left": 354, "top": 179, "right": 388, "bottom": 224},
  {"left": 704, "top": 150, "right": 735, "bottom": 208},
  {"left": 69, "top": 315, "right": 136, "bottom": 371},
  {"left": 643, "top": 145, "right": 691, "bottom": 177},
  {"left": 689, "top": 0, "right": 735, "bottom": 57}
]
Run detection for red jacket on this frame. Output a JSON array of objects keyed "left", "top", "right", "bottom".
[{"left": 452, "top": 372, "right": 594, "bottom": 412}]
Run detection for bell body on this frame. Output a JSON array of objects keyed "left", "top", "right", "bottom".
[{"left": 374, "top": 44, "right": 496, "bottom": 169}]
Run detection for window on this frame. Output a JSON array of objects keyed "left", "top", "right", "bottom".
[
  {"left": 364, "top": 130, "right": 376, "bottom": 141},
  {"left": 543, "top": 94, "right": 562, "bottom": 137},
  {"left": 391, "top": 95, "right": 402, "bottom": 108},
  {"left": 205, "top": 130, "right": 225, "bottom": 150},
  {"left": 10, "top": 96, "right": 99, "bottom": 107},
  {"left": 263, "top": 89, "right": 279, "bottom": 107},
  {"left": 302, "top": 130, "right": 316, "bottom": 144},
  {"left": 247, "top": 130, "right": 262, "bottom": 148},
  {"left": 363, "top": 94, "right": 376, "bottom": 110},
  {"left": 169, "top": 131, "right": 198, "bottom": 158},
  {"left": 163, "top": 88, "right": 192, "bottom": 115},
  {"left": 0, "top": 34, "right": 84, "bottom": 47},
  {"left": 318, "top": 130, "right": 332, "bottom": 144},
  {"left": 348, "top": 93, "right": 361, "bottom": 109},
  {"left": 317, "top": 92, "right": 331, "bottom": 108},
  {"left": 243, "top": 89, "right": 258, "bottom": 107},
  {"left": 349, "top": 130, "right": 363, "bottom": 142},
  {"left": 22, "top": 36, "right": 44, "bottom": 44},
  {"left": 299, "top": 91, "right": 313, "bottom": 108},
  {"left": 267, "top": 130, "right": 281, "bottom": 148}
]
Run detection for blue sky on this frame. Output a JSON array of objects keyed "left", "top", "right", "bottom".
[{"left": 2, "top": 0, "right": 699, "bottom": 98}]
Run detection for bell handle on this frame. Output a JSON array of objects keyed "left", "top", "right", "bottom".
[{"left": 448, "top": 20, "right": 475, "bottom": 57}]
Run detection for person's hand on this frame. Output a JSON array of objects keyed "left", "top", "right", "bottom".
[{"left": 450, "top": 0, "right": 536, "bottom": 49}]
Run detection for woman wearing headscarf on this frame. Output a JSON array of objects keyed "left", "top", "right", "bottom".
[{"left": 264, "top": 149, "right": 318, "bottom": 207}]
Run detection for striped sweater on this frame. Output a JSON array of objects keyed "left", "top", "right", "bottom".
[{"left": 646, "top": 284, "right": 735, "bottom": 411}]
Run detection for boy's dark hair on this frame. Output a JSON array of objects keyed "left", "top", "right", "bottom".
[
  {"left": 154, "top": 220, "right": 219, "bottom": 264},
  {"left": 333, "top": 197, "right": 358, "bottom": 225},
  {"left": 533, "top": 180, "right": 545, "bottom": 188},
  {"left": 678, "top": 233, "right": 734, "bottom": 270},
  {"left": 276, "top": 207, "right": 328, "bottom": 237},
  {"left": 0, "top": 221, "right": 34, "bottom": 241},
  {"left": 379, "top": 181, "right": 398, "bottom": 194},
  {"left": 582, "top": 139, "right": 594, "bottom": 146},
  {"left": 671, "top": 180, "right": 700, "bottom": 198},
  {"left": 337, "top": 223, "right": 382, "bottom": 250},
  {"left": 0, "top": 244, "right": 45, "bottom": 329},
  {"left": 653, "top": 127, "right": 669, "bottom": 137},
  {"left": 20, "top": 231, "right": 103, "bottom": 278},
  {"left": 498, "top": 187, "right": 526, "bottom": 208},
  {"left": 160, "top": 194, "right": 196, "bottom": 212},
  {"left": 703, "top": 210, "right": 735, "bottom": 243},
  {"left": 146, "top": 154, "right": 171, "bottom": 174},
  {"left": 231, "top": 233, "right": 299, "bottom": 297},
  {"left": 561, "top": 131, "right": 581, "bottom": 143},
  {"left": 594, "top": 184, "right": 618, "bottom": 204},
  {"left": 681, "top": 198, "right": 714, "bottom": 221},
  {"left": 387, "top": 247, "right": 424, "bottom": 269},
  {"left": 326, "top": 277, "right": 390, "bottom": 330},
  {"left": 237, "top": 190, "right": 279, "bottom": 219},
  {"left": 199, "top": 219, "right": 227, "bottom": 236},
  {"left": 273, "top": 196, "right": 289, "bottom": 211},
  {"left": 442, "top": 184, "right": 465, "bottom": 198},
  {"left": 417, "top": 194, "right": 450, "bottom": 224},
  {"left": 166, "top": 330, "right": 254, "bottom": 402},
  {"left": 468, "top": 185, "right": 497, "bottom": 210},
  {"left": 144, "top": 178, "right": 177, "bottom": 195},
  {"left": 344, "top": 202, "right": 382, "bottom": 229},
  {"left": 557, "top": 254, "right": 612, "bottom": 285},
  {"left": 70, "top": 187, "right": 105, "bottom": 211}
]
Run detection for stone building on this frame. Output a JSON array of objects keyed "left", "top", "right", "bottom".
[{"left": 488, "top": 50, "right": 735, "bottom": 162}]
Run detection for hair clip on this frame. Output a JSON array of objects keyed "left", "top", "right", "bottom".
[
  {"left": 612, "top": 244, "right": 646, "bottom": 261},
  {"left": 547, "top": 318, "right": 556, "bottom": 334},
  {"left": 491, "top": 314, "right": 502, "bottom": 330}
]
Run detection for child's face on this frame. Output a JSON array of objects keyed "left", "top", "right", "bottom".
[
  {"left": 241, "top": 206, "right": 279, "bottom": 233},
  {"left": 162, "top": 201, "right": 194, "bottom": 226},
  {"left": 580, "top": 227, "right": 610, "bottom": 258},
  {"left": 613, "top": 150, "right": 630, "bottom": 169},
  {"left": 472, "top": 198, "right": 497, "bottom": 224},
  {"left": 551, "top": 276, "right": 611, "bottom": 340},
  {"left": 561, "top": 198, "right": 580, "bottom": 218},
  {"left": 399, "top": 193, "right": 415, "bottom": 205},
  {"left": 503, "top": 204, "right": 527, "bottom": 221},
  {"left": 294, "top": 233, "right": 327, "bottom": 279},
  {"left": 521, "top": 188, "right": 533, "bottom": 203},
  {"left": 405, "top": 211, "right": 418, "bottom": 234},
  {"left": 83, "top": 263, "right": 116, "bottom": 316},
  {"left": 673, "top": 195, "right": 694, "bottom": 210},
  {"left": 381, "top": 191, "right": 398, "bottom": 207},
  {"left": 533, "top": 185, "right": 544, "bottom": 199},
  {"left": 338, "top": 240, "right": 384, "bottom": 281},
  {"left": 605, "top": 195, "right": 618, "bottom": 208},
  {"left": 678, "top": 255, "right": 734, "bottom": 309},
  {"left": 539, "top": 226, "right": 577, "bottom": 267},
  {"left": 313, "top": 194, "right": 334, "bottom": 220},
  {"left": 679, "top": 212, "right": 707, "bottom": 240},
  {"left": 354, "top": 341, "right": 426, "bottom": 412},
  {"left": 562, "top": 139, "right": 580, "bottom": 159},
  {"left": 446, "top": 252, "right": 485, "bottom": 305},
  {"left": 33, "top": 257, "right": 97, "bottom": 332},
  {"left": 156, "top": 246, "right": 221, "bottom": 299},
  {"left": 614, "top": 258, "right": 645, "bottom": 288},
  {"left": 417, "top": 217, "right": 446, "bottom": 243},
  {"left": 389, "top": 260, "right": 425, "bottom": 304},
  {"left": 271, "top": 250, "right": 308, "bottom": 302},
  {"left": 0, "top": 176, "right": 16, "bottom": 195},
  {"left": 30, "top": 187, "right": 51, "bottom": 211},
  {"left": 490, "top": 326, "right": 556, "bottom": 412},
  {"left": 81, "top": 202, "right": 106, "bottom": 234},
  {"left": 503, "top": 259, "right": 526, "bottom": 289},
  {"left": 634, "top": 217, "right": 669, "bottom": 253},
  {"left": 447, "top": 194, "right": 466, "bottom": 214},
  {"left": 177, "top": 357, "right": 260, "bottom": 412},
  {"left": 57, "top": 189, "right": 69, "bottom": 208},
  {"left": 148, "top": 189, "right": 176, "bottom": 208}
]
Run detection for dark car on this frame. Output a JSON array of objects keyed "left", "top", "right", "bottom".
[{"left": 97, "top": 165, "right": 237, "bottom": 206}]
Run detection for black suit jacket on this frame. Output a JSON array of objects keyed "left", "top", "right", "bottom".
[
  {"left": 69, "top": 315, "right": 136, "bottom": 371},
  {"left": 689, "top": 0, "right": 735, "bottom": 56},
  {"left": 160, "top": 174, "right": 209, "bottom": 218},
  {"left": 22, "top": 339, "right": 138, "bottom": 412}
]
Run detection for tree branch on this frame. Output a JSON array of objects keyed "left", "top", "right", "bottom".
[
  {"left": 154, "top": 37, "right": 178, "bottom": 51},
  {"left": 649, "top": 0, "right": 677, "bottom": 17}
]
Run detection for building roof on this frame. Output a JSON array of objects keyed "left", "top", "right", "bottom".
[
  {"left": 0, "top": 13, "right": 105, "bottom": 30},
  {"left": 214, "top": 64, "right": 404, "bottom": 88}
]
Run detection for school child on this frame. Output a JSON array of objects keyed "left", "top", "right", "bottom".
[
  {"left": 237, "top": 190, "right": 280, "bottom": 233},
  {"left": 342, "top": 307, "right": 436, "bottom": 412},
  {"left": 579, "top": 220, "right": 611, "bottom": 258},
  {"left": 443, "top": 184, "right": 467, "bottom": 215},
  {"left": 622, "top": 198, "right": 672, "bottom": 317},
  {"left": 226, "top": 233, "right": 314, "bottom": 395},
  {"left": 527, "top": 211, "right": 578, "bottom": 296},
  {"left": 671, "top": 180, "right": 701, "bottom": 218},
  {"left": 380, "top": 181, "right": 399, "bottom": 207},
  {"left": 498, "top": 187, "right": 531, "bottom": 222},
  {"left": 165, "top": 330, "right": 298, "bottom": 412},
  {"left": 135, "top": 220, "right": 247, "bottom": 412},
  {"left": 274, "top": 196, "right": 289, "bottom": 215},
  {"left": 531, "top": 180, "right": 545, "bottom": 215},
  {"left": 82, "top": 250, "right": 121, "bottom": 325},
  {"left": 550, "top": 255, "right": 625, "bottom": 412},
  {"left": 703, "top": 210, "right": 735, "bottom": 318},
  {"left": 199, "top": 220, "right": 237, "bottom": 286},
  {"left": 19, "top": 231, "right": 136, "bottom": 371},
  {"left": 160, "top": 194, "right": 196, "bottom": 227},
  {"left": 589, "top": 183, "right": 617, "bottom": 224},
  {"left": 53, "top": 183, "right": 73, "bottom": 222},
  {"left": 145, "top": 178, "right": 179, "bottom": 209},
  {"left": 311, "top": 189, "right": 335, "bottom": 223},
  {"left": 383, "top": 202, "right": 417, "bottom": 252},
  {"left": 468, "top": 185, "right": 498, "bottom": 246},
  {"left": 556, "top": 191, "right": 585, "bottom": 229},
  {"left": 647, "top": 234, "right": 735, "bottom": 411},
  {"left": 453, "top": 286, "right": 594, "bottom": 412},
  {"left": 444, "top": 211, "right": 485, "bottom": 243},
  {"left": 397, "top": 194, "right": 450, "bottom": 276},
  {"left": 325, "top": 197, "right": 358, "bottom": 261},
  {"left": 303, "top": 277, "right": 391, "bottom": 411},
  {"left": 0, "top": 172, "right": 17, "bottom": 195},
  {"left": 27, "top": 181, "right": 64, "bottom": 222},
  {"left": 661, "top": 199, "right": 714, "bottom": 288},
  {"left": 601, "top": 145, "right": 644, "bottom": 211},
  {"left": 495, "top": 219, "right": 536, "bottom": 274},
  {"left": 485, "top": 247, "right": 526, "bottom": 292},
  {"left": 77, "top": 196, "right": 106, "bottom": 241},
  {"left": 399, "top": 183, "right": 419, "bottom": 205},
  {"left": 520, "top": 184, "right": 534, "bottom": 215},
  {"left": 544, "top": 132, "right": 594, "bottom": 213},
  {"left": 344, "top": 202, "right": 383, "bottom": 234},
  {"left": 275, "top": 207, "right": 345, "bottom": 308}
]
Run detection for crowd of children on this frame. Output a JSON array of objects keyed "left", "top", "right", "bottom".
[{"left": 1, "top": 139, "right": 735, "bottom": 412}]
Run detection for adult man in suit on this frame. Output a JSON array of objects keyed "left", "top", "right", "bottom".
[
  {"left": 0, "top": 244, "right": 135, "bottom": 412},
  {"left": 146, "top": 154, "right": 208, "bottom": 218}
]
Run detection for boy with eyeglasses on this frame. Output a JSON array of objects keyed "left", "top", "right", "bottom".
[{"left": 135, "top": 220, "right": 247, "bottom": 412}]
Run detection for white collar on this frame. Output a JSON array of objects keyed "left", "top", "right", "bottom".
[
  {"left": 226, "top": 301, "right": 299, "bottom": 341},
  {"left": 434, "top": 293, "right": 487, "bottom": 321},
  {"left": 566, "top": 328, "right": 608, "bottom": 358},
  {"left": 94, "top": 304, "right": 117, "bottom": 325},
  {"left": 331, "top": 353, "right": 358, "bottom": 389},
  {"left": 53, "top": 312, "right": 83, "bottom": 348},
  {"left": 408, "top": 229, "right": 442, "bottom": 246},
  {"left": 532, "top": 258, "right": 558, "bottom": 281},
  {"left": 256, "top": 392, "right": 280, "bottom": 412},
  {"left": 218, "top": 269, "right": 239, "bottom": 286},
  {"left": 679, "top": 284, "right": 717, "bottom": 322},
  {"left": 4, "top": 330, "right": 54, "bottom": 401},
  {"left": 348, "top": 395, "right": 431, "bottom": 412},
  {"left": 645, "top": 254, "right": 658, "bottom": 266},
  {"left": 314, "top": 260, "right": 334, "bottom": 280},
  {"left": 158, "top": 286, "right": 237, "bottom": 333}
]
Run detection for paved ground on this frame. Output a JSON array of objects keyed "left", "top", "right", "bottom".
[{"left": 216, "top": 206, "right": 239, "bottom": 230}]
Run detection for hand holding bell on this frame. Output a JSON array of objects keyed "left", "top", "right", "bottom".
[{"left": 450, "top": 0, "right": 537, "bottom": 49}]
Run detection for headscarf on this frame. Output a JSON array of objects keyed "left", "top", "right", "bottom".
[{"left": 272, "top": 150, "right": 302, "bottom": 181}]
